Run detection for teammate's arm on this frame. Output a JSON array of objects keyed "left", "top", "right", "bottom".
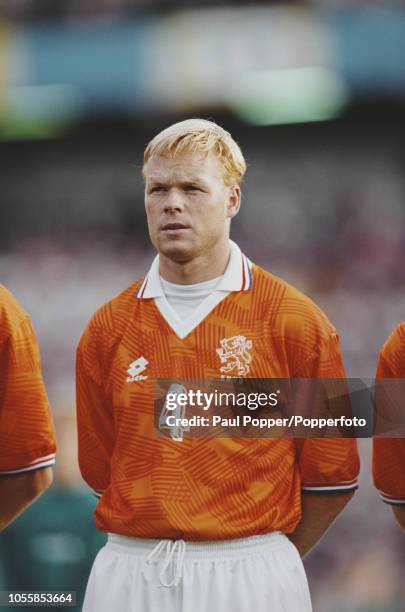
[
  {"left": 373, "top": 331, "right": 405, "bottom": 528},
  {"left": 0, "top": 308, "right": 56, "bottom": 531},
  {"left": 0, "top": 467, "right": 53, "bottom": 532},
  {"left": 288, "top": 491, "right": 354, "bottom": 557}
]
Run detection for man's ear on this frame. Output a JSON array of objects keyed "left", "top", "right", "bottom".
[{"left": 226, "top": 185, "right": 241, "bottom": 219}]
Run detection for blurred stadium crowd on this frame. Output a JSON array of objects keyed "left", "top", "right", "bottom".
[{"left": 1, "top": 2, "right": 405, "bottom": 611}]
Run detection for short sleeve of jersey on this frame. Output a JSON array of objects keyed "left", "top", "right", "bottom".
[
  {"left": 76, "top": 320, "right": 115, "bottom": 498},
  {"left": 295, "top": 333, "right": 360, "bottom": 494},
  {"left": 373, "top": 324, "right": 405, "bottom": 505},
  {"left": 0, "top": 288, "right": 56, "bottom": 474}
]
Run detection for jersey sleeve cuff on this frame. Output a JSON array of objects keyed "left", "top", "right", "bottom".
[
  {"left": 0, "top": 453, "right": 56, "bottom": 475},
  {"left": 302, "top": 478, "right": 358, "bottom": 494},
  {"left": 91, "top": 487, "right": 104, "bottom": 499},
  {"left": 378, "top": 491, "right": 405, "bottom": 506}
]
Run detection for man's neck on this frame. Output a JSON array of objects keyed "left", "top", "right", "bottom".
[{"left": 158, "top": 241, "right": 230, "bottom": 285}]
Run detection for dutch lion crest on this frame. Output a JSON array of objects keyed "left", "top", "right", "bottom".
[{"left": 216, "top": 335, "right": 253, "bottom": 376}]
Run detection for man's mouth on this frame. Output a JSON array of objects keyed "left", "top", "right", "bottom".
[{"left": 161, "top": 223, "right": 190, "bottom": 231}]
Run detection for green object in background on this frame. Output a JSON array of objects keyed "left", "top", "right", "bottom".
[
  {"left": 228, "top": 67, "right": 349, "bottom": 126},
  {"left": 0, "top": 485, "right": 106, "bottom": 612}
]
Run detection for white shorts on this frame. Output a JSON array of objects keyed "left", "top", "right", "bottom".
[{"left": 83, "top": 532, "right": 312, "bottom": 612}]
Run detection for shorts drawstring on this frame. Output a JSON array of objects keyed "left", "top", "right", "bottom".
[{"left": 147, "top": 539, "right": 186, "bottom": 588}]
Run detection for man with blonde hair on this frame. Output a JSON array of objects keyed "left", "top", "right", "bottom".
[{"left": 77, "top": 119, "right": 359, "bottom": 611}]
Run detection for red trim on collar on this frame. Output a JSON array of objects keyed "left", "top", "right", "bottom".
[
  {"left": 241, "top": 253, "right": 246, "bottom": 290},
  {"left": 139, "top": 278, "right": 148, "bottom": 298}
]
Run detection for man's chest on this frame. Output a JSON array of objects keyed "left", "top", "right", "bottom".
[{"left": 103, "top": 303, "right": 291, "bottom": 415}]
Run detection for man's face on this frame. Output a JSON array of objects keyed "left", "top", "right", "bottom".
[{"left": 144, "top": 150, "right": 240, "bottom": 263}]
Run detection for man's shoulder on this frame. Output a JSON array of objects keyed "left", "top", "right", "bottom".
[
  {"left": 0, "top": 284, "right": 29, "bottom": 342},
  {"left": 251, "top": 264, "right": 336, "bottom": 337},
  {"left": 381, "top": 322, "right": 405, "bottom": 364},
  {"left": 79, "top": 279, "right": 144, "bottom": 343}
]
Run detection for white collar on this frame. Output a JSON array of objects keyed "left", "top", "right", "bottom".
[{"left": 136, "top": 240, "right": 252, "bottom": 299}]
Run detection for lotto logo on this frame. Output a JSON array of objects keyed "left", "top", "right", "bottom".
[{"left": 126, "top": 357, "right": 149, "bottom": 382}]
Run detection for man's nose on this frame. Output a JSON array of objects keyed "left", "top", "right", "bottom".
[{"left": 164, "top": 189, "right": 184, "bottom": 213}]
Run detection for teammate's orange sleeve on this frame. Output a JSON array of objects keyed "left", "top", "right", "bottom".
[
  {"left": 295, "top": 333, "right": 360, "bottom": 493},
  {"left": 76, "top": 324, "right": 114, "bottom": 498},
  {"left": 0, "top": 307, "right": 56, "bottom": 474},
  {"left": 373, "top": 325, "right": 405, "bottom": 505}
]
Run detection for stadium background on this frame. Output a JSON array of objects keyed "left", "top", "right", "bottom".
[{"left": 1, "top": 1, "right": 405, "bottom": 610}]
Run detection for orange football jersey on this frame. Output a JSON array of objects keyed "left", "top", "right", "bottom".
[
  {"left": 76, "top": 242, "right": 359, "bottom": 540},
  {"left": 0, "top": 285, "right": 56, "bottom": 474},
  {"left": 373, "top": 323, "right": 405, "bottom": 505}
]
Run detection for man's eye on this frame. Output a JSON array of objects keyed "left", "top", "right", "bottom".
[
  {"left": 184, "top": 186, "right": 200, "bottom": 192},
  {"left": 150, "top": 186, "right": 163, "bottom": 193}
]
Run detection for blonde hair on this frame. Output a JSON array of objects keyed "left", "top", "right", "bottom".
[{"left": 143, "top": 118, "right": 246, "bottom": 186}]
